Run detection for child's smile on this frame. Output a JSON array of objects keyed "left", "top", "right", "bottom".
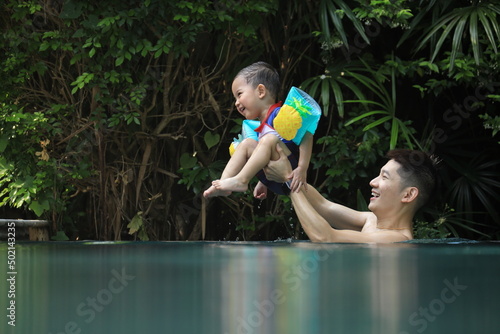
[{"left": 231, "top": 76, "right": 267, "bottom": 121}]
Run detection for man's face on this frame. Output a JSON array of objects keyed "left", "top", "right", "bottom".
[{"left": 368, "top": 160, "right": 405, "bottom": 213}]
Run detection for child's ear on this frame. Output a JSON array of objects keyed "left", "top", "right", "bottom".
[{"left": 257, "top": 84, "right": 266, "bottom": 98}]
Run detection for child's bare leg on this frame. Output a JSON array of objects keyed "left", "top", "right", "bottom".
[
  {"left": 270, "top": 140, "right": 291, "bottom": 160},
  {"left": 203, "top": 139, "right": 257, "bottom": 198},
  {"left": 214, "top": 135, "right": 290, "bottom": 193}
]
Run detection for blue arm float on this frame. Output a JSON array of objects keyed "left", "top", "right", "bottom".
[{"left": 229, "top": 120, "right": 260, "bottom": 156}]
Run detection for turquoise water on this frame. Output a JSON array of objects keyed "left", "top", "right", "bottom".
[{"left": 1, "top": 240, "right": 499, "bottom": 334}]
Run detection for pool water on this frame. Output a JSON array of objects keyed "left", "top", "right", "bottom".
[{"left": 1, "top": 240, "right": 499, "bottom": 334}]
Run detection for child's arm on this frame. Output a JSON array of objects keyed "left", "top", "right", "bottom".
[
  {"left": 289, "top": 132, "right": 313, "bottom": 192},
  {"left": 253, "top": 181, "right": 268, "bottom": 200}
]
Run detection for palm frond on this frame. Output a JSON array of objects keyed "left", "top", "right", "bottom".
[
  {"left": 363, "top": 115, "right": 392, "bottom": 131},
  {"left": 444, "top": 153, "right": 500, "bottom": 224},
  {"left": 300, "top": 62, "right": 367, "bottom": 118},
  {"left": 319, "top": 0, "right": 369, "bottom": 49},
  {"left": 415, "top": 3, "right": 500, "bottom": 70},
  {"left": 344, "top": 110, "right": 388, "bottom": 126}
]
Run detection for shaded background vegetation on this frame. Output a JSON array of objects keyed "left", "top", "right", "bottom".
[{"left": 1, "top": 0, "right": 498, "bottom": 241}]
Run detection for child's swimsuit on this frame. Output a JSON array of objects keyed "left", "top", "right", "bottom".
[
  {"left": 230, "top": 87, "right": 321, "bottom": 195},
  {"left": 254, "top": 102, "right": 299, "bottom": 195}
]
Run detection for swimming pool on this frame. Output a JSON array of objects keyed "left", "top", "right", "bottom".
[{"left": 1, "top": 240, "right": 499, "bottom": 334}]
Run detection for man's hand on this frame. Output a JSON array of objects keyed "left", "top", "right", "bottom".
[
  {"left": 289, "top": 165, "right": 308, "bottom": 193},
  {"left": 264, "top": 144, "right": 293, "bottom": 183}
]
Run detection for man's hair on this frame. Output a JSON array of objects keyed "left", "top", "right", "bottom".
[
  {"left": 386, "top": 149, "right": 440, "bottom": 209},
  {"left": 235, "top": 61, "right": 280, "bottom": 101}
]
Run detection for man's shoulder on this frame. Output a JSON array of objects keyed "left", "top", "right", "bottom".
[
  {"left": 361, "top": 214, "right": 413, "bottom": 241},
  {"left": 359, "top": 212, "right": 378, "bottom": 232}
]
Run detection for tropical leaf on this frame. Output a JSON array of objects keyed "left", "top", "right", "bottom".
[
  {"left": 397, "top": 0, "right": 445, "bottom": 48},
  {"left": 300, "top": 61, "right": 367, "bottom": 118},
  {"left": 356, "top": 189, "right": 368, "bottom": 211},
  {"left": 319, "top": 0, "right": 369, "bottom": 49},
  {"left": 343, "top": 58, "right": 418, "bottom": 149},
  {"left": 443, "top": 152, "right": 500, "bottom": 225},
  {"left": 344, "top": 110, "right": 387, "bottom": 127},
  {"left": 127, "top": 211, "right": 143, "bottom": 235},
  {"left": 413, "top": 2, "right": 500, "bottom": 70},
  {"left": 417, "top": 205, "right": 491, "bottom": 239}
]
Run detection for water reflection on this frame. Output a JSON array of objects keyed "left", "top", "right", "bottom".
[{"left": 1, "top": 242, "right": 499, "bottom": 334}]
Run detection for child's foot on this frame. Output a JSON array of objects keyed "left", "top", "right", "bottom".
[
  {"left": 203, "top": 184, "right": 231, "bottom": 198},
  {"left": 213, "top": 177, "right": 248, "bottom": 193}
]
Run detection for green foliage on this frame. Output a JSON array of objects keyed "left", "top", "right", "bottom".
[
  {"left": 356, "top": 189, "right": 369, "bottom": 211},
  {"left": 1, "top": 0, "right": 498, "bottom": 241},
  {"left": 51, "top": 230, "right": 70, "bottom": 241},
  {"left": 301, "top": 60, "right": 366, "bottom": 118},
  {"left": 353, "top": 0, "right": 413, "bottom": 28},
  {"left": 479, "top": 113, "right": 500, "bottom": 138},
  {"left": 415, "top": 205, "right": 490, "bottom": 240},
  {"left": 401, "top": 0, "right": 500, "bottom": 71},
  {"left": 312, "top": 117, "right": 387, "bottom": 193},
  {"left": 0, "top": 0, "right": 280, "bottom": 239},
  {"left": 177, "top": 154, "right": 225, "bottom": 195},
  {"left": 443, "top": 151, "right": 500, "bottom": 225},
  {"left": 318, "top": 0, "right": 370, "bottom": 50},
  {"left": 413, "top": 221, "right": 451, "bottom": 240},
  {"left": 0, "top": 101, "right": 73, "bottom": 218},
  {"left": 344, "top": 58, "right": 419, "bottom": 150},
  {"left": 127, "top": 211, "right": 149, "bottom": 241},
  {"left": 204, "top": 131, "right": 220, "bottom": 150},
  {"left": 479, "top": 94, "right": 500, "bottom": 139}
]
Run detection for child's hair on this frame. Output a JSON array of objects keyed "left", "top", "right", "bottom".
[
  {"left": 386, "top": 149, "right": 440, "bottom": 209},
  {"left": 235, "top": 61, "right": 280, "bottom": 101}
]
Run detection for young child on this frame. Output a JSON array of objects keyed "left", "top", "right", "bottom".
[{"left": 203, "top": 61, "right": 320, "bottom": 199}]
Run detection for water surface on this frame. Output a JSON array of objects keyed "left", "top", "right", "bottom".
[{"left": 1, "top": 241, "right": 499, "bottom": 334}]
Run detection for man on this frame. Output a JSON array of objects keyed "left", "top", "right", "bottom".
[{"left": 264, "top": 146, "right": 439, "bottom": 243}]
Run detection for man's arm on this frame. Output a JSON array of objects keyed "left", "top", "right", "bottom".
[
  {"left": 299, "top": 183, "right": 366, "bottom": 231},
  {"left": 291, "top": 190, "right": 410, "bottom": 243},
  {"left": 264, "top": 144, "right": 366, "bottom": 230}
]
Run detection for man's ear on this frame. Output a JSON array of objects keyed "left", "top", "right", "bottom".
[
  {"left": 257, "top": 84, "right": 266, "bottom": 98},
  {"left": 402, "top": 187, "right": 419, "bottom": 203}
]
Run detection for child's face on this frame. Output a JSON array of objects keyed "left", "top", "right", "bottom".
[{"left": 231, "top": 76, "right": 266, "bottom": 120}]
